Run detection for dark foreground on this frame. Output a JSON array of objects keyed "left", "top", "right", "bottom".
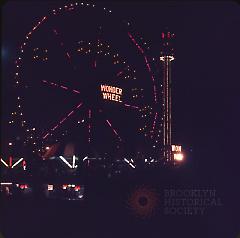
[{"left": 0, "top": 167, "right": 239, "bottom": 238}]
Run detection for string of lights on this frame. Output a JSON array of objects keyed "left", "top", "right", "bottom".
[{"left": 6, "top": 1, "right": 164, "bottom": 166}]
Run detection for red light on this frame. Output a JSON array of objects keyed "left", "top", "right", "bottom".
[
  {"left": 9, "top": 156, "right": 13, "bottom": 167},
  {"left": 74, "top": 185, "right": 81, "bottom": 191},
  {"left": 23, "top": 160, "right": 26, "bottom": 170},
  {"left": 20, "top": 184, "right": 25, "bottom": 189},
  {"left": 162, "top": 32, "right": 165, "bottom": 39},
  {"left": 20, "top": 184, "right": 28, "bottom": 189}
]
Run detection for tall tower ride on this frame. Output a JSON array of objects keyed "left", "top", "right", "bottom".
[{"left": 160, "top": 31, "right": 175, "bottom": 162}]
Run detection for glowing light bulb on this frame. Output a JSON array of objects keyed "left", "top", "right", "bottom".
[{"left": 174, "top": 153, "right": 184, "bottom": 161}]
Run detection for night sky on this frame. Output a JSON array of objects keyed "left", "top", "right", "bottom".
[{"left": 1, "top": 1, "right": 240, "bottom": 238}]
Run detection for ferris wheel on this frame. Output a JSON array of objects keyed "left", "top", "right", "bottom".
[{"left": 9, "top": 2, "right": 162, "bottom": 160}]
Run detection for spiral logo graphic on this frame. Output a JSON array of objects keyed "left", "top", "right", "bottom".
[{"left": 126, "top": 185, "right": 159, "bottom": 219}]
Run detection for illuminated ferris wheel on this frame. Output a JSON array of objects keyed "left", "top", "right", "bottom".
[{"left": 9, "top": 2, "right": 162, "bottom": 160}]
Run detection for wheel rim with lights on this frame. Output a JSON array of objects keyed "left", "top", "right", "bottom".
[{"left": 10, "top": 2, "right": 162, "bottom": 160}]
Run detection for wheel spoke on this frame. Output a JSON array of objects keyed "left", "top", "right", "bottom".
[
  {"left": 52, "top": 28, "right": 72, "bottom": 62},
  {"left": 128, "top": 31, "right": 157, "bottom": 103},
  {"left": 105, "top": 118, "right": 122, "bottom": 142},
  {"left": 116, "top": 70, "right": 124, "bottom": 77},
  {"left": 124, "top": 103, "right": 139, "bottom": 109},
  {"left": 116, "top": 66, "right": 130, "bottom": 78},
  {"left": 93, "top": 60, "right": 97, "bottom": 68},
  {"left": 42, "top": 102, "right": 83, "bottom": 139},
  {"left": 151, "top": 112, "right": 158, "bottom": 138},
  {"left": 88, "top": 109, "right": 92, "bottom": 143},
  {"left": 42, "top": 80, "right": 80, "bottom": 94}
]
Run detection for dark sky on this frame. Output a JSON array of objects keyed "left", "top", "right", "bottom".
[
  {"left": 1, "top": 0, "right": 240, "bottom": 193},
  {"left": 1, "top": 1, "right": 240, "bottom": 237},
  {"left": 2, "top": 1, "right": 240, "bottom": 166}
]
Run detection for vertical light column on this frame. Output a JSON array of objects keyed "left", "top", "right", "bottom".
[{"left": 160, "top": 31, "right": 175, "bottom": 162}]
